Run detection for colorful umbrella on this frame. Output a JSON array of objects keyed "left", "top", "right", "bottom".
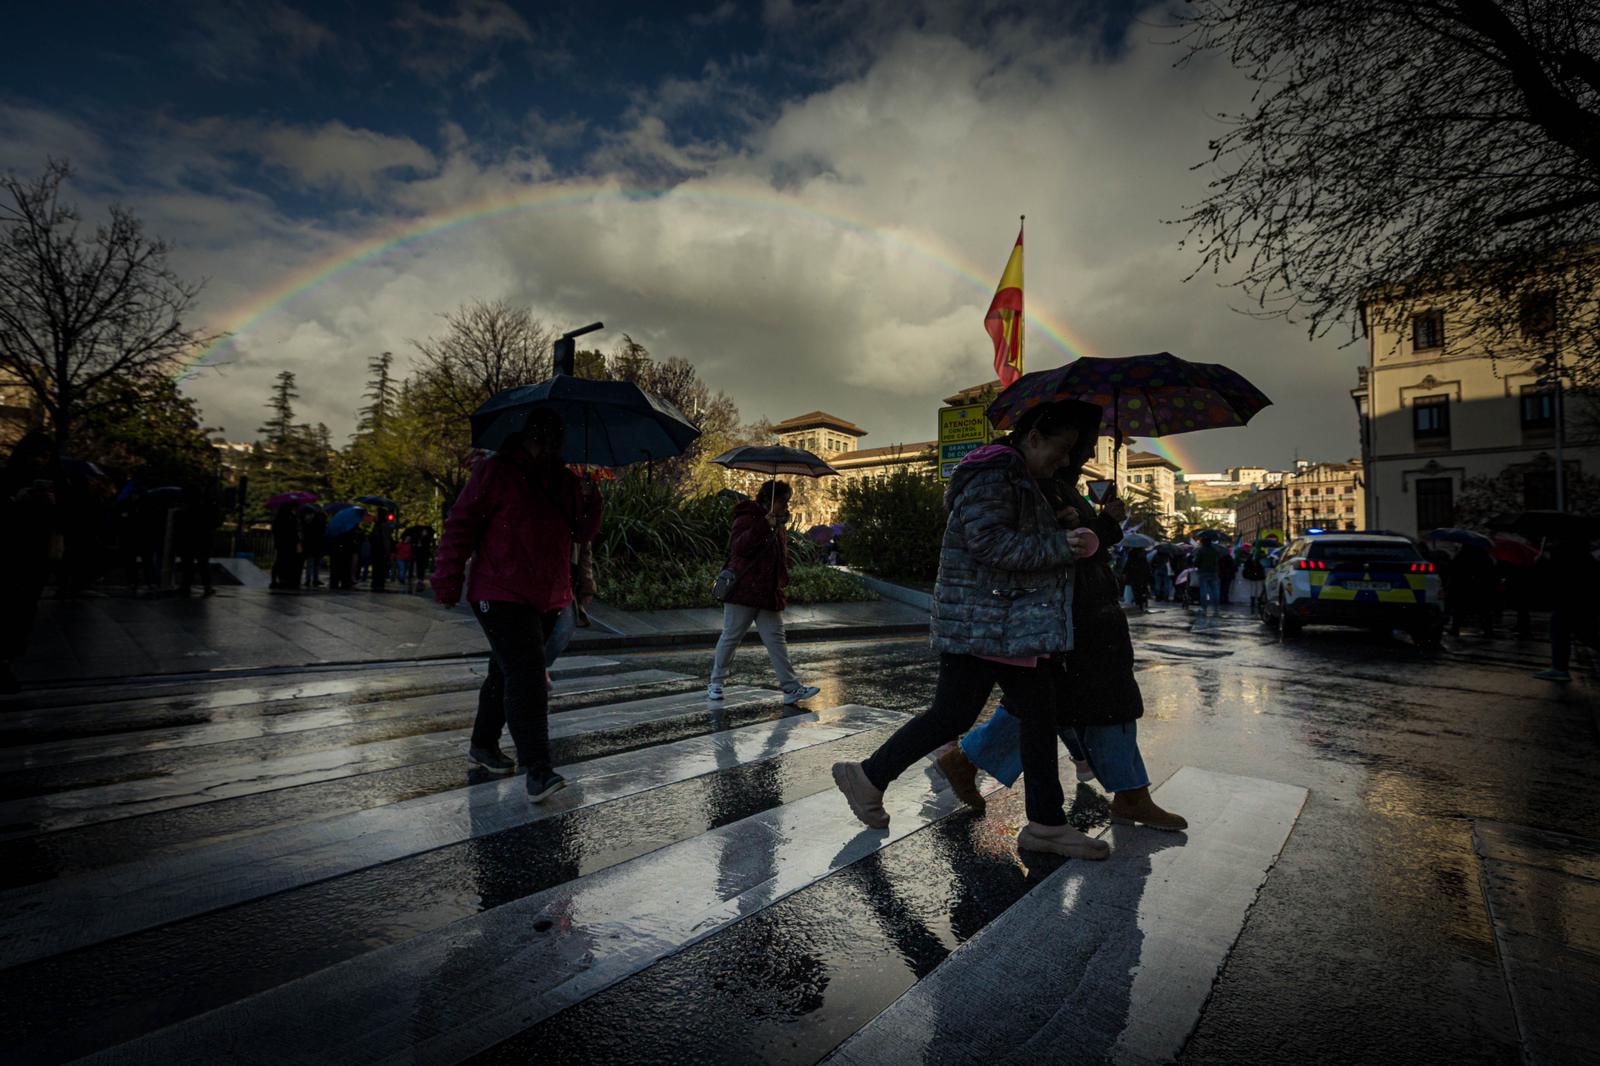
[
  {"left": 985, "top": 353, "right": 1271, "bottom": 470},
  {"left": 1490, "top": 533, "right": 1541, "bottom": 567},
  {"left": 266, "top": 491, "right": 319, "bottom": 509}
]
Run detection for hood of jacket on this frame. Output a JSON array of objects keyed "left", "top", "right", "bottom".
[{"left": 946, "top": 443, "right": 1027, "bottom": 510}]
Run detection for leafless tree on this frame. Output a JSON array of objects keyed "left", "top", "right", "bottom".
[
  {"left": 409, "top": 299, "right": 555, "bottom": 420},
  {"left": 1176, "top": 1, "right": 1600, "bottom": 382},
  {"left": 0, "top": 160, "right": 217, "bottom": 456}
]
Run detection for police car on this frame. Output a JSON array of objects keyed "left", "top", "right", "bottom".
[{"left": 1261, "top": 531, "right": 1444, "bottom": 647}]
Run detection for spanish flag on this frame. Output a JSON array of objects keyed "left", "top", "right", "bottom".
[{"left": 985, "top": 221, "right": 1024, "bottom": 387}]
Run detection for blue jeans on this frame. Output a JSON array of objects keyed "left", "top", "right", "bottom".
[
  {"left": 961, "top": 705, "right": 1150, "bottom": 793},
  {"left": 1198, "top": 573, "right": 1221, "bottom": 613},
  {"left": 543, "top": 603, "right": 577, "bottom": 669},
  {"left": 1154, "top": 571, "right": 1173, "bottom": 600},
  {"left": 303, "top": 555, "right": 321, "bottom": 586}
]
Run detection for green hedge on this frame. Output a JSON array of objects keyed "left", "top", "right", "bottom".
[
  {"left": 596, "top": 558, "right": 875, "bottom": 611},
  {"left": 835, "top": 469, "right": 946, "bottom": 582}
]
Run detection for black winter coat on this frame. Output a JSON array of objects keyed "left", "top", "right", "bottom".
[{"left": 1044, "top": 475, "right": 1144, "bottom": 728}]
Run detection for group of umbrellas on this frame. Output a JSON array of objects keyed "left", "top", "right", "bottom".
[
  {"left": 263, "top": 492, "right": 401, "bottom": 538},
  {"left": 1426, "top": 512, "right": 1597, "bottom": 567}
]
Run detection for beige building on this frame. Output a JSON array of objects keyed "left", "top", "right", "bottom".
[
  {"left": 1352, "top": 285, "right": 1600, "bottom": 537},
  {"left": 758, "top": 382, "right": 1180, "bottom": 529},
  {"left": 1126, "top": 451, "right": 1180, "bottom": 520}
]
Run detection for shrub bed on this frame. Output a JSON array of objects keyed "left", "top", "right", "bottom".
[{"left": 596, "top": 558, "right": 875, "bottom": 611}]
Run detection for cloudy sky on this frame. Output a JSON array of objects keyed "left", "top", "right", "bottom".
[{"left": 1, "top": 0, "right": 1364, "bottom": 472}]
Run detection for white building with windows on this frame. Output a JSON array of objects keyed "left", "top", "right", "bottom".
[{"left": 1352, "top": 287, "right": 1600, "bottom": 537}]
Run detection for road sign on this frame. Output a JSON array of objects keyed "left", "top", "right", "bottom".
[{"left": 938, "top": 402, "right": 994, "bottom": 481}]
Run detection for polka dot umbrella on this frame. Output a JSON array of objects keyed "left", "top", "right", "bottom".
[{"left": 984, "top": 352, "right": 1272, "bottom": 474}]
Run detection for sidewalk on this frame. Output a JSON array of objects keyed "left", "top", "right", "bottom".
[{"left": 17, "top": 586, "right": 929, "bottom": 685}]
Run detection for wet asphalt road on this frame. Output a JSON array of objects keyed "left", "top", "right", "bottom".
[{"left": 2, "top": 605, "right": 1596, "bottom": 1064}]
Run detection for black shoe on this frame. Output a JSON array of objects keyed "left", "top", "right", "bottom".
[
  {"left": 467, "top": 746, "right": 516, "bottom": 774},
  {"left": 526, "top": 768, "right": 566, "bottom": 802}
]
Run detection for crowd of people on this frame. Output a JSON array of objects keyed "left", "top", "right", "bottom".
[{"left": 269, "top": 503, "right": 437, "bottom": 595}]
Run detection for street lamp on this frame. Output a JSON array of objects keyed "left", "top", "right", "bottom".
[{"left": 553, "top": 322, "right": 604, "bottom": 377}]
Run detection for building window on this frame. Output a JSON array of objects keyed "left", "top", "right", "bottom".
[
  {"left": 1520, "top": 293, "right": 1556, "bottom": 336},
  {"left": 1412, "top": 311, "right": 1444, "bottom": 351},
  {"left": 1523, "top": 470, "right": 1557, "bottom": 510},
  {"left": 1520, "top": 386, "right": 1555, "bottom": 431},
  {"left": 1415, "top": 477, "right": 1454, "bottom": 530},
  {"left": 1412, "top": 395, "right": 1450, "bottom": 441}
]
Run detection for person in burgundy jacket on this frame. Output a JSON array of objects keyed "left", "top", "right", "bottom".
[
  {"left": 433, "top": 409, "right": 602, "bottom": 801},
  {"left": 708, "top": 481, "right": 821, "bottom": 706}
]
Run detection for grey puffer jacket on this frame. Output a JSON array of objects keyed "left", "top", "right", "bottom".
[{"left": 930, "top": 444, "right": 1077, "bottom": 658}]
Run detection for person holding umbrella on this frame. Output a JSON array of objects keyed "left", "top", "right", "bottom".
[
  {"left": 433, "top": 409, "right": 603, "bottom": 802},
  {"left": 269, "top": 503, "right": 301, "bottom": 591},
  {"left": 831, "top": 399, "right": 1106, "bottom": 859},
  {"left": 707, "top": 480, "right": 822, "bottom": 706}
]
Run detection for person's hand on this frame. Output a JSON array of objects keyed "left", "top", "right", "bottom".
[
  {"left": 1055, "top": 506, "right": 1080, "bottom": 527},
  {"left": 1064, "top": 528, "right": 1083, "bottom": 556},
  {"left": 1102, "top": 496, "right": 1127, "bottom": 523}
]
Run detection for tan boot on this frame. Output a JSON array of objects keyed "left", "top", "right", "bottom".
[
  {"left": 935, "top": 746, "right": 986, "bottom": 812},
  {"left": 1110, "top": 787, "right": 1188, "bottom": 831},
  {"left": 1017, "top": 821, "right": 1110, "bottom": 860},
  {"left": 832, "top": 761, "right": 890, "bottom": 829}
]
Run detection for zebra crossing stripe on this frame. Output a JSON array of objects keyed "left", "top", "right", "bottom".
[
  {"left": 823, "top": 767, "right": 1307, "bottom": 1066},
  {"left": 0, "top": 704, "right": 906, "bottom": 971},
  {"left": 76, "top": 744, "right": 997, "bottom": 1066},
  {"left": 0, "top": 686, "right": 774, "bottom": 837},
  {"left": 0, "top": 666, "right": 681, "bottom": 741}
]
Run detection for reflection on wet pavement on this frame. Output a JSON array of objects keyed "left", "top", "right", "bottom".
[{"left": 2, "top": 604, "right": 1597, "bottom": 1064}]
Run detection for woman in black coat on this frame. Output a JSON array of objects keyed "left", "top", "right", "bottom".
[{"left": 937, "top": 416, "right": 1187, "bottom": 831}]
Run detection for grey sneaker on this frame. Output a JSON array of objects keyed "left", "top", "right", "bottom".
[
  {"left": 783, "top": 684, "right": 821, "bottom": 705},
  {"left": 832, "top": 761, "right": 890, "bottom": 829},
  {"left": 1532, "top": 668, "right": 1573, "bottom": 683},
  {"left": 468, "top": 746, "right": 516, "bottom": 774},
  {"left": 707, "top": 682, "right": 724, "bottom": 700}
]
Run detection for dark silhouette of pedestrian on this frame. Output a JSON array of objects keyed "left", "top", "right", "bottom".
[
  {"left": 370, "top": 517, "right": 392, "bottom": 592},
  {"left": 1534, "top": 533, "right": 1598, "bottom": 682},
  {"left": 300, "top": 508, "right": 327, "bottom": 589},
  {"left": 178, "top": 482, "right": 220, "bottom": 596},
  {"left": 0, "top": 432, "right": 57, "bottom": 693},
  {"left": 433, "top": 410, "right": 604, "bottom": 802},
  {"left": 1122, "top": 545, "right": 1152, "bottom": 611},
  {"left": 269, "top": 504, "right": 300, "bottom": 591}
]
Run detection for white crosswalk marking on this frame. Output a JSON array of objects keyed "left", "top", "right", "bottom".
[
  {"left": 0, "top": 704, "right": 903, "bottom": 970},
  {"left": 77, "top": 760, "right": 1001, "bottom": 1066},
  {"left": 0, "top": 686, "right": 773, "bottom": 836},
  {"left": 3, "top": 658, "right": 1312, "bottom": 1066},
  {"left": 823, "top": 767, "right": 1307, "bottom": 1066}
]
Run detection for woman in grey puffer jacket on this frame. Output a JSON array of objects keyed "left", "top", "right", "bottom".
[{"left": 832, "top": 399, "right": 1110, "bottom": 859}]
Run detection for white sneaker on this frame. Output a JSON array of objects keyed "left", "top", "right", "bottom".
[
  {"left": 783, "top": 684, "right": 821, "bottom": 705},
  {"left": 1074, "top": 759, "right": 1096, "bottom": 783},
  {"left": 707, "top": 682, "right": 723, "bottom": 700}
]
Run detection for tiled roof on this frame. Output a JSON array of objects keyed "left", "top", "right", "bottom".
[{"left": 772, "top": 411, "right": 868, "bottom": 436}]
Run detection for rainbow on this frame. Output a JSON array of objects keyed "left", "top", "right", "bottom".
[{"left": 180, "top": 178, "right": 1208, "bottom": 470}]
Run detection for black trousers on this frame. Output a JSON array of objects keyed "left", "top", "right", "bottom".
[
  {"left": 471, "top": 600, "right": 560, "bottom": 772},
  {"left": 861, "top": 652, "right": 1066, "bottom": 826}
]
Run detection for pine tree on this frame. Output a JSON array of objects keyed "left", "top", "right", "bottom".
[
  {"left": 357, "top": 352, "right": 397, "bottom": 437},
  {"left": 259, "top": 370, "right": 299, "bottom": 447}
]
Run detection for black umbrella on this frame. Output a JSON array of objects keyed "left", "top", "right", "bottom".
[
  {"left": 470, "top": 375, "right": 701, "bottom": 466},
  {"left": 710, "top": 446, "right": 840, "bottom": 478},
  {"left": 1487, "top": 511, "right": 1599, "bottom": 541}
]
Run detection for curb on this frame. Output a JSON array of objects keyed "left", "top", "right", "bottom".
[
  {"left": 567, "top": 621, "right": 929, "bottom": 653},
  {"left": 11, "top": 622, "right": 931, "bottom": 693}
]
